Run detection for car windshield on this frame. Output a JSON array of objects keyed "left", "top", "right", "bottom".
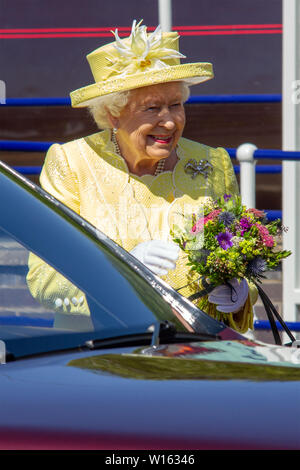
[{"left": 0, "top": 162, "right": 237, "bottom": 360}]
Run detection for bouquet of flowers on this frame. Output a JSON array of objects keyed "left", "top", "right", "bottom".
[{"left": 171, "top": 194, "right": 291, "bottom": 289}]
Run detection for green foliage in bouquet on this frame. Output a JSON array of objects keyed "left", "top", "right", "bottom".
[{"left": 171, "top": 194, "right": 291, "bottom": 287}]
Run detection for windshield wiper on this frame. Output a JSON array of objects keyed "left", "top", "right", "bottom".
[{"left": 84, "top": 321, "right": 220, "bottom": 351}]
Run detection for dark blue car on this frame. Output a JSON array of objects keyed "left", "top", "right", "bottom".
[{"left": 0, "top": 161, "right": 299, "bottom": 450}]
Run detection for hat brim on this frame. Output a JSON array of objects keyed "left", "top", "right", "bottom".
[{"left": 70, "top": 62, "right": 213, "bottom": 107}]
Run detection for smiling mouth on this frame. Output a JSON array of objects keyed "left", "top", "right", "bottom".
[{"left": 149, "top": 135, "right": 173, "bottom": 144}]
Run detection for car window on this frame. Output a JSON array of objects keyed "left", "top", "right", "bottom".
[
  {"left": 0, "top": 229, "right": 92, "bottom": 331},
  {"left": 0, "top": 227, "right": 163, "bottom": 358}
]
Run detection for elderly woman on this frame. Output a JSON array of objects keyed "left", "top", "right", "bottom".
[{"left": 27, "top": 20, "right": 256, "bottom": 332}]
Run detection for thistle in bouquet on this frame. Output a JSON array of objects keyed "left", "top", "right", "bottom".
[{"left": 171, "top": 194, "right": 291, "bottom": 293}]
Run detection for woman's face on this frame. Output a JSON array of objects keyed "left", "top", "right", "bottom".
[{"left": 113, "top": 82, "right": 186, "bottom": 168}]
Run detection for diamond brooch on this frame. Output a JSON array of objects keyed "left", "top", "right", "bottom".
[{"left": 184, "top": 159, "right": 213, "bottom": 179}]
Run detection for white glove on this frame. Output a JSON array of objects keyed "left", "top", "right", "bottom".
[
  {"left": 208, "top": 278, "right": 249, "bottom": 313},
  {"left": 130, "top": 240, "right": 180, "bottom": 276}
]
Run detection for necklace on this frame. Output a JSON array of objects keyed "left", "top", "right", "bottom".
[
  {"left": 111, "top": 128, "right": 121, "bottom": 156},
  {"left": 111, "top": 129, "right": 165, "bottom": 176},
  {"left": 154, "top": 158, "right": 165, "bottom": 176}
]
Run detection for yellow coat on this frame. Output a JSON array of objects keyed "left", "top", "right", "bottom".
[{"left": 27, "top": 129, "right": 256, "bottom": 332}]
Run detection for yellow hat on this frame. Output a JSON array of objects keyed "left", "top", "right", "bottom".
[{"left": 70, "top": 20, "right": 214, "bottom": 107}]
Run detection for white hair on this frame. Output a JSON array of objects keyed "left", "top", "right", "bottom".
[{"left": 88, "top": 82, "right": 190, "bottom": 130}]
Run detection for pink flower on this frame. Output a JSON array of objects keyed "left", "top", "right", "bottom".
[
  {"left": 191, "top": 209, "right": 221, "bottom": 234},
  {"left": 191, "top": 218, "right": 205, "bottom": 233},
  {"left": 206, "top": 209, "right": 222, "bottom": 220},
  {"left": 247, "top": 208, "right": 266, "bottom": 218},
  {"left": 256, "top": 224, "right": 274, "bottom": 247}
]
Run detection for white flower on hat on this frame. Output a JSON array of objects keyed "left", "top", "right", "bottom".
[{"left": 107, "top": 19, "right": 186, "bottom": 76}]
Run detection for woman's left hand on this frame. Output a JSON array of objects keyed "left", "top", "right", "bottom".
[{"left": 208, "top": 278, "right": 249, "bottom": 313}]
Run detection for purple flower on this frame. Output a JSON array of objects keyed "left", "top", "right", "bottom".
[
  {"left": 223, "top": 194, "right": 232, "bottom": 202},
  {"left": 239, "top": 217, "right": 252, "bottom": 235},
  {"left": 216, "top": 230, "right": 233, "bottom": 250},
  {"left": 218, "top": 211, "right": 235, "bottom": 227}
]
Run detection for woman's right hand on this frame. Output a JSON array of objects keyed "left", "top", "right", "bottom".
[{"left": 130, "top": 240, "right": 180, "bottom": 275}]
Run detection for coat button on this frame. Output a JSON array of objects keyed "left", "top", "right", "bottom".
[{"left": 55, "top": 298, "right": 63, "bottom": 308}]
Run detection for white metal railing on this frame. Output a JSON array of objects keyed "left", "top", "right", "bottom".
[
  {"left": 235, "top": 143, "right": 300, "bottom": 208},
  {"left": 236, "top": 143, "right": 257, "bottom": 208},
  {"left": 158, "top": 0, "right": 172, "bottom": 32}
]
